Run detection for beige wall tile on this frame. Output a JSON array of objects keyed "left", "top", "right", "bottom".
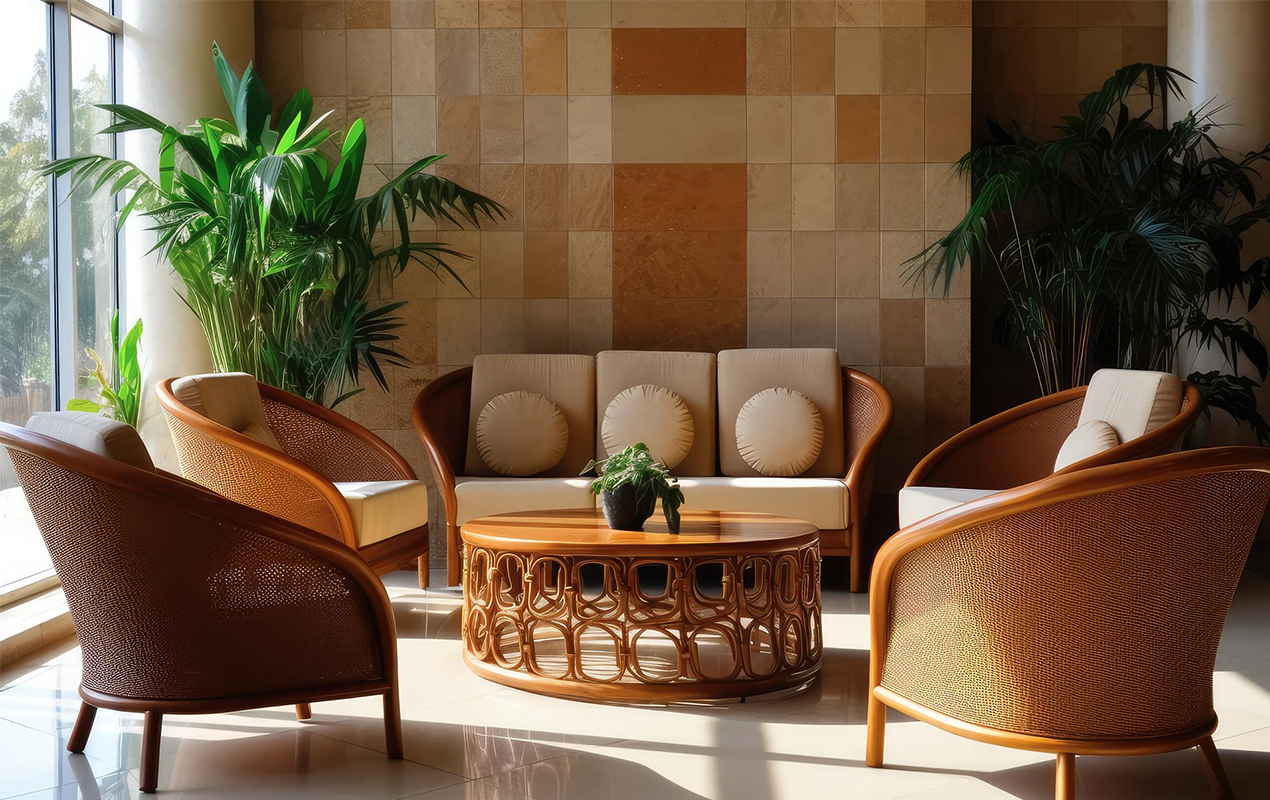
[
  {"left": 1078, "top": 0, "right": 1121, "bottom": 27},
  {"left": 925, "top": 162, "right": 968, "bottom": 230},
  {"left": 1035, "top": 0, "right": 1078, "bottom": 26},
  {"left": 525, "top": 164, "right": 569, "bottom": 229},
  {"left": 611, "top": 1, "right": 745, "bottom": 27},
  {"left": 481, "top": 0, "right": 524, "bottom": 27},
  {"left": 880, "top": 163, "right": 923, "bottom": 230},
  {"left": 436, "top": 28, "right": 479, "bottom": 95},
  {"left": 392, "top": 95, "right": 438, "bottom": 162},
  {"left": 435, "top": 0, "right": 479, "bottom": 26},
  {"left": 792, "top": 230, "right": 835, "bottom": 297},
  {"left": 350, "top": 96, "right": 394, "bottom": 163},
  {"left": 836, "top": 27, "right": 880, "bottom": 93},
  {"left": 303, "top": 30, "right": 348, "bottom": 95},
  {"left": 568, "top": 29, "right": 612, "bottom": 94},
  {"left": 525, "top": 231, "right": 569, "bottom": 297},
  {"left": 1122, "top": 0, "right": 1166, "bottom": 27},
  {"left": 836, "top": 0, "right": 879, "bottom": 26},
  {"left": 836, "top": 298, "right": 881, "bottom": 366},
  {"left": 349, "top": 30, "right": 392, "bottom": 95},
  {"left": 836, "top": 163, "right": 880, "bottom": 230},
  {"left": 568, "top": 231, "right": 613, "bottom": 297},
  {"left": 1122, "top": 26, "right": 1166, "bottom": 65},
  {"left": 880, "top": 297, "right": 924, "bottom": 365},
  {"left": 437, "top": 95, "right": 481, "bottom": 163},
  {"left": 481, "top": 298, "right": 527, "bottom": 352},
  {"left": 748, "top": 96, "right": 792, "bottom": 163},
  {"left": 880, "top": 229, "right": 924, "bottom": 297},
  {"left": 791, "top": 163, "right": 835, "bottom": 230},
  {"left": 836, "top": 230, "right": 880, "bottom": 297},
  {"left": 880, "top": 0, "right": 923, "bottom": 26},
  {"left": 790, "top": 0, "right": 833, "bottom": 26},
  {"left": 481, "top": 29, "right": 525, "bottom": 95},
  {"left": 481, "top": 230, "right": 526, "bottom": 296},
  {"left": 1077, "top": 27, "right": 1122, "bottom": 93},
  {"left": 747, "top": 231, "right": 793, "bottom": 298},
  {"left": 791, "top": 298, "right": 836, "bottom": 347},
  {"left": 747, "top": 164, "right": 793, "bottom": 231},
  {"left": 748, "top": 28, "right": 792, "bottom": 94},
  {"left": 568, "top": 298, "right": 613, "bottom": 354},
  {"left": 392, "top": 28, "right": 437, "bottom": 95},
  {"left": 925, "top": 27, "right": 970, "bottom": 93},
  {"left": 525, "top": 95, "right": 569, "bottom": 162},
  {"left": 879, "top": 94, "right": 924, "bottom": 162},
  {"left": 437, "top": 298, "right": 482, "bottom": 365},
  {"left": 925, "top": 297, "right": 970, "bottom": 365},
  {"left": 567, "top": 0, "right": 612, "bottom": 27},
  {"left": 524, "top": 0, "right": 568, "bottom": 26},
  {"left": 435, "top": 230, "right": 480, "bottom": 295},
  {"left": 391, "top": 0, "right": 436, "bottom": 27},
  {"left": 613, "top": 96, "right": 748, "bottom": 163},
  {"left": 524, "top": 28, "right": 569, "bottom": 94},
  {"left": 925, "top": 93, "right": 969, "bottom": 161},
  {"left": 567, "top": 96, "right": 613, "bottom": 162},
  {"left": 526, "top": 298, "right": 570, "bottom": 352},
  {"left": 879, "top": 27, "right": 924, "bottom": 93},
  {"left": 479, "top": 95, "right": 525, "bottom": 162},
  {"left": 749, "top": 0, "right": 792, "bottom": 26},
  {"left": 748, "top": 299, "right": 792, "bottom": 347},
  {"left": 568, "top": 164, "right": 613, "bottom": 230},
  {"left": 791, "top": 95, "right": 835, "bottom": 163}
]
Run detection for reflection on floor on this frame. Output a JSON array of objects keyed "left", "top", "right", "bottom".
[{"left": 2, "top": 566, "right": 1269, "bottom": 800}]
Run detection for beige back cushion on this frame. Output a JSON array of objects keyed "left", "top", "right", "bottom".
[
  {"left": 26, "top": 411, "right": 155, "bottom": 472},
  {"left": 595, "top": 350, "right": 717, "bottom": 475},
  {"left": 171, "top": 372, "right": 283, "bottom": 450},
  {"left": 735, "top": 388, "right": 824, "bottom": 477},
  {"left": 1078, "top": 369, "right": 1183, "bottom": 443},
  {"left": 1053, "top": 419, "right": 1120, "bottom": 472},
  {"left": 717, "top": 348, "right": 844, "bottom": 477},
  {"left": 464, "top": 354, "right": 596, "bottom": 477},
  {"left": 475, "top": 391, "right": 570, "bottom": 476},
  {"left": 601, "top": 384, "right": 695, "bottom": 470}
]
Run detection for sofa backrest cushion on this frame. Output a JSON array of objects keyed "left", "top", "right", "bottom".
[
  {"left": 595, "top": 350, "right": 717, "bottom": 475},
  {"left": 1078, "top": 369, "right": 1183, "bottom": 443},
  {"left": 465, "top": 354, "right": 596, "bottom": 477},
  {"left": 717, "top": 348, "right": 845, "bottom": 478},
  {"left": 26, "top": 411, "right": 155, "bottom": 472},
  {"left": 170, "top": 372, "right": 283, "bottom": 450}
]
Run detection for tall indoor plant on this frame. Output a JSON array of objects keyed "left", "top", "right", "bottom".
[
  {"left": 43, "top": 44, "right": 505, "bottom": 407},
  {"left": 913, "top": 63, "right": 1270, "bottom": 440}
]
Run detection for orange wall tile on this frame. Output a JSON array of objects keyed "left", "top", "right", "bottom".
[{"left": 612, "top": 27, "right": 747, "bottom": 95}]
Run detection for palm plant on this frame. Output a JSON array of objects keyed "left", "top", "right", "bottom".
[
  {"left": 42, "top": 43, "right": 505, "bottom": 407},
  {"left": 67, "top": 311, "right": 143, "bottom": 427},
  {"left": 913, "top": 63, "right": 1270, "bottom": 441}
]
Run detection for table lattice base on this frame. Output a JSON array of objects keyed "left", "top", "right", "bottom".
[{"left": 461, "top": 542, "right": 822, "bottom": 702}]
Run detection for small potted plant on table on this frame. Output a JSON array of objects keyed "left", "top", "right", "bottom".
[{"left": 583, "top": 443, "right": 685, "bottom": 533}]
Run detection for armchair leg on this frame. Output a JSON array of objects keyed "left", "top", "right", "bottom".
[
  {"left": 295, "top": 703, "right": 312, "bottom": 721},
  {"left": 850, "top": 552, "right": 863, "bottom": 593},
  {"left": 67, "top": 703, "right": 96, "bottom": 753},
  {"left": 865, "top": 692, "right": 885, "bottom": 768},
  {"left": 383, "top": 689, "right": 403, "bottom": 759},
  {"left": 1198, "top": 737, "right": 1234, "bottom": 799},
  {"left": 1055, "top": 753, "right": 1075, "bottom": 800},
  {"left": 418, "top": 555, "right": 430, "bottom": 590},
  {"left": 140, "top": 711, "right": 163, "bottom": 794}
]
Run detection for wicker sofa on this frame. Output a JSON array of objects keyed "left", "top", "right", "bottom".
[{"left": 413, "top": 348, "right": 893, "bottom": 591}]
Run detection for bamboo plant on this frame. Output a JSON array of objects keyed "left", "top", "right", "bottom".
[{"left": 42, "top": 43, "right": 506, "bottom": 407}]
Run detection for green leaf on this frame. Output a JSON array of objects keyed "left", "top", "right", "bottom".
[{"left": 66, "top": 399, "right": 103, "bottom": 414}]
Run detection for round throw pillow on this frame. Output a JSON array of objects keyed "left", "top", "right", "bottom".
[
  {"left": 735, "top": 388, "right": 824, "bottom": 477},
  {"left": 1053, "top": 419, "right": 1120, "bottom": 472},
  {"left": 476, "top": 391, "right": 569, "bottom": 477},
  {"left": 602, "top": 384, "right": 695, "bottom": 469}
]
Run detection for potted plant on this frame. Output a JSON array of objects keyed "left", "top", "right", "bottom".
[
  {"left": 67, "top": 311, "right": 143, "bottom": 427},
  {"left": 583, "top": 443, "right": 685, "bottom": 533},
  {"left": 43, "top": 43, "right": 505, "bottom": 408}
]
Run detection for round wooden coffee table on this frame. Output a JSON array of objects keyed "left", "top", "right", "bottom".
[{"left": 459, "top": 509, "right": 822, "bottom": 703}]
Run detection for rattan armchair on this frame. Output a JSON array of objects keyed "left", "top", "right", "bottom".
[
  {"left": 868, "top": 447, "right": 1270, "bottom": 800},
  {"left": 156, "top": 376, "right": 430, "bottom": 587},
  {"left": 0, "top": 422, "right": 403, "bottom": 794}
]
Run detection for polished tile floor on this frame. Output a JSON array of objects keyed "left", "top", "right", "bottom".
[{"left": 3, "top": 567, "right": 1269, "bottom": 800}]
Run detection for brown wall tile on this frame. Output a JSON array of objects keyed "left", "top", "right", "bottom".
[
  {"left": 525, "top": 231, "right": 569, "bottom": 297},
  {"left": 880, "top": 27, "right": 925, "bottom": 93},
  {"left": 613, "top": 231, "right": 747, "bottom": 297},
  {"left": 524, "top": 28, "right": 569, "bottom": 94},
  {"left": 614, "top": 164, "right": 748, "bottom": 230},
  {"left": 612, "top": 28, "right": 747, "bottom": 94},
  {"left": 524, "top": 0, "right": 567, "bottom": 26},
  {"left": 836, "top": 94, "right": 881, "bottom": 162},
  {"left": 880, "top": 297, "right": 924, "bottom": 365},
  {"left": 879, "top": 94, "right": 924, "bottom": 162},
  {"left": 437, "top": 95, "right": 481, "bottom": 163},
  {"left": 348, "top": 0, "right": 391, "bottom": 27},
  {"left": 613, "top": 298, "right": 747, "bottom": 352},
  {"left": 525, "top": 164, "right": 569, "bottom": 229},
  {"left": 791, "top": 27, "right": 835, "bottom": 94}
]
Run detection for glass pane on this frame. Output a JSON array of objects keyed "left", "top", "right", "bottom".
[
  {"left": 0, "top": 0, "right": 54, "bottom": 587},
  {"left": 70, "top": 17, "right": 116, "bottom": 402}
]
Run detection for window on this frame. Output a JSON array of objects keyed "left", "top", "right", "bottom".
[{"left": 0, "top": 0, "right": 122, "bottom": 594}]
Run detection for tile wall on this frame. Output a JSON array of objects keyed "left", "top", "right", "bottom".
[{"left": 255, "top": 0, "right": 974, "bottom": 561}]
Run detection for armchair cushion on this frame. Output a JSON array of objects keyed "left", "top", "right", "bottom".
[
  {"left": 334, "top": 480, "right": 429, "bottom": 547},
  {"left": 735, "top": 388, "right": 824, "bottom": 477},
  {"left": 455, "top": 477, "right": 597, "bottom": 526},
  {"left": 601, "top": 384, "right": 694, "bottom": 469},
  {"left": 171, "top": 372, "right": 282, "bottom": 450},
  {"left": 672, "top": 477, "right": 848, "bottom": 530},
  {"left": 898, "top": 485, "right": 998, "bottom": 529},
  {"left": 25, "top": 411, "right": 154, "bottom": 472},
  {"left": 475, "top": 390, "right": 569, "bottom": 476},
  {"left": 1080, "top": 369, "right": 1183, "bottom": 443},
  {"left": 1054, "top": 419, "right": 1120, "bottom": 472}
]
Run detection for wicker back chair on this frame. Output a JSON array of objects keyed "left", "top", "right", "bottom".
[
  {"left": 0, "top": 421, "right": 403, "bottom": 793},
  {"left": 156, "top": 376, "right": 430, "bottom": 587},
  {"left": 868, "top": 447, "right": 1270, "bottom": 800}
]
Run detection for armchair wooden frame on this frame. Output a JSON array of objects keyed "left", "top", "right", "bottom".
[
  {"left": 906, "top": 381, "right": 1204, "bottom": 492},
  {"left": 412, "top": 365, "right": 893, "bottom": 591},
  {"left": 157, "top": 377, "right": 430, "bottom": 587},
  {"left": 0, "top": 424, "right": 404, "bottom": 794},
  {"left": 869, "top": 446, "right": 1270, "bottom": 800}
]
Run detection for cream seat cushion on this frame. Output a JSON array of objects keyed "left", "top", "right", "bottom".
[
  {"left": 475, "top": 391, "right": 569, "bottom": 477},
  {"left": 898, "top": 486, "right": 998, "bottom": 529},
  {"left": 334, "top": 480, "right": 429, "bottom": 547},
  {"left": 1053, "top": 419, "right": 1120, "bottom": 472},
  {"left": 601, "top": 384, "right": 694, "bottom": 469},
  {"left": 671, "top": 477, "right": 848, "bottom": 530},
  {"left": 26, "top": 411, "right": 154, "bottom": 472},
  {"left": 735, "top": 388, "right": 824, "bottom": 477},
  {"left": 171, "top": 372, "right": 282, "bottom": 450},
  {"left": 455, "top": 477, "right": 597, "bottom": 526},
  {"left": 1079, "top": 369, "right": 1183, "bottom": 442}
]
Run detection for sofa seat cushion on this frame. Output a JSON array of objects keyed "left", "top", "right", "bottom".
[
  {"left": 334, "top": 480, "right": 429, "bottom": 547},
  {"left": 898, "top": 486, "right": 998, "bottom": 529},
  {"left": 672, "top": 477, "right": 847, "bottom": 530},
  {"left": 26, "top": 411, "right": 154, "bottom": 472},
  {"left": 455, "top": 477, "right": 597, "bottom": 527}
]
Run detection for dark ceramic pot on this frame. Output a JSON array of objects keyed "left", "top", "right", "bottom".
[{"left": 601, "top": 484, "right": 656, "bottom": 532}]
